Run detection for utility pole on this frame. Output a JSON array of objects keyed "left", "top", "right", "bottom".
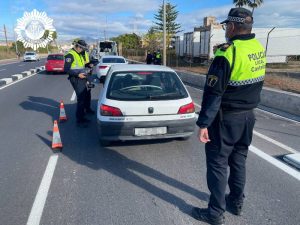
[
  {"left": 163, "top": 0, "right": 167, "bottom": 66},
  {"left": 3, "top": 24, "right": 9, "bottom": 52}
]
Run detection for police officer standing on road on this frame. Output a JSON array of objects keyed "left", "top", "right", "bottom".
[
  {"left": 192, "top": 8, "right": 266, "bottom": 225},
  {"left": 155, "top": 50, "right": 161, "bottom": 65},
  {"left": 64, "top": 39, "right": 91, "bottom": 127},
  {"left": 81, "top": 48, "right": 95, "bottom": 115}
]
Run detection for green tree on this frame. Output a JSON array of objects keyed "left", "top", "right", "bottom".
[
  {"left": 111, "top": 33, "right": 141, "bottom": 49},
  {"left": 11, "top": 41, "right": 25, "bottom": 54},
  {"left": 153, "top": 2, "right": 181, "bottom": 48},
  {"left": 143, "top": 27, "right": 163, "bottom": 52}
]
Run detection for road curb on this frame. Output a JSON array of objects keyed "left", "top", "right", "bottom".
[
  {"left": 12, "top": 74, "right": 24, "bottom": 81},
  {"left": 0, "top": 78, "right": 13, "bottom": 86},
  {"left": 283, "top": 153, "right": 300, "bottom": 169},
  {"left": 22, "top": 71, "right": 31, "bottom": 76},
  {"left": 30, "top": 69, "right": 37, "bottom": 74}
]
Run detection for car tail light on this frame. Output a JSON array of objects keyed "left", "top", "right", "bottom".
[
  {"left": 100, "top": 104, "right": 123, "bottom": 116},
  {"left": 177, "top": 102, "right": 195, "bottom": 114},
  {"left": 99, "top": 66, "right": 108, "bottom": 69}
]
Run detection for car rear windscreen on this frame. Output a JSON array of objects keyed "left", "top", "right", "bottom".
[
  {"left": 25, "top": 53, "right": 35, "bottom": 55},
  {"left": 107, "top": 71, "right": 188, "bottom": 101},
  {"left": 47, "top": 55, "right": 64, "bottom": 60},
  {"left": 102, "top": 58, "right": 125, "bottom": 63}
]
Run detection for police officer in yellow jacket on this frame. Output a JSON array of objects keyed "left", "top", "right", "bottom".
[
  {"left": 192, "top": 8, "right": 266, "bottom": 225},
  {"left": 64, "top": 39, "right": 90, "bottom": 127}
]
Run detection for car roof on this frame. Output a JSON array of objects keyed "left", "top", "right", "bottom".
[
  {"left": 101, "top": 55, "right": 125, "bottom": 59},
  {"left": 48, "top": 53, "right": 64, "bottom": 56},
  {"left": 109, "top": 64, "right": 175, "bottom": 73}
]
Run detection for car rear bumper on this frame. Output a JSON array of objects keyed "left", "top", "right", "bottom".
[
  {"left": 45, "top": 66, "right": 64, "bottom": 72},
  {"left": 97, "top": 118, "right": 196, "bottom": 141}
]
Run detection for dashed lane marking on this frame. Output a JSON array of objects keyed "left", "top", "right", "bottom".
[
  {"left": 0, "top": 68, "right": 6, "bottom": 71},
  {"left": 26, "top": 154, "right": 58, "bottom": 225},
  {"left": 70, "top": 91, "right": 76, "bottom": 101}
]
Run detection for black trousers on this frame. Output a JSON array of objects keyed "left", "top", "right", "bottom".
[
  {"left": 85, "top": 89, "right": 91, "bottom": 110},
  {"left": 70, "top": 77, "right": 88, "bottom": 122},
  {"left": 205, "top": 110, "right": 255, "bottom": 217}
]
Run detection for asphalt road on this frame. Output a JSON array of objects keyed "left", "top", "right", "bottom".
[
  {"left": 0, "top": 61, "right": 299, "bottom": 225},
  {"left": 0, "top": 58, "right": 46, "bottom": 79}
]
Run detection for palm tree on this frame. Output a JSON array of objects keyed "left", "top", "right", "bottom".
[
  {"left": 233, "top": 0, "right": 248, "bottom": 7},
  {"left": 247, "top": 0, "right": 264, "bottom": 14},
  {"left": 233, "top": 0, "right": 264, "bottom": 14}
]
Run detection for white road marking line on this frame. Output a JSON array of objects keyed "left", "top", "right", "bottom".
[
  {"left": 26, "top": 154, "right": 58, "bottom": 225},
  {"left": 253, "top": 130, "right": 297, "bottom": 154},
  {"left": 194, "top": 101, "right": 297, "bottom": 154},
  {"left": 70, "top": 91, "right": 76, "bottom": 101},
  {"left": 256, "top": 107, "right": 300, "bottom": 124},
  {"left": 190, "top": 84, "right": 298, "bottom": 154},
  {"left": 0, "top": 61, "right": 20, "bottom": 66},
  {"left": 0, "top": 73, "right": 37, "bottom": 90},
  {"left": 249, "top": 145, "right": 300, "bottom": 181},
  {"left": 18, "top": 64, "right": 25, "bottom": 66},
  {"left": 0, "top": 68, "right": 6, "bottom": 71}
]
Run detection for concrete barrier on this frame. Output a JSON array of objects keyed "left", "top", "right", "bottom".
[
  {"left": 0, "top": 78, "right": 13, "bottom": 85},
  {"left": 30, "top": 69, "right": 37, "bottom": 74},
  {"left": 12, "top": 74, "right": 23, "bottom": 81},
  {"left": 176, "top": 70, "right": 300, "bottom": 117},
  {"left": 21, "top": 71, "right": 31, "bottom": 76}
]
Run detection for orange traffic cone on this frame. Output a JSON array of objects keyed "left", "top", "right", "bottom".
[
  {"left": 59, "top": 100, "right": 67, "bottom": 122},
  {"left": 52, "top": 120, "right": 63, "bottom": 149}
]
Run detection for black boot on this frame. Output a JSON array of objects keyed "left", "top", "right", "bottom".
[
  {"left": 225, "top": 194, "right": 244, "bottom": 216},
  {"left": 192, "top": 208, "right": 225, "bottom": 225}
]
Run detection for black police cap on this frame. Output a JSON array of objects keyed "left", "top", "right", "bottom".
[
  {"left": 221, "top": 8, "right": 253, "bottom": 24},
  {"left": 73, "top": 39, "right": 88, "bottom": 50}
]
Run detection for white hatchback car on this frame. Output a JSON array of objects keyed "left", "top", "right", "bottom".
[
  {"left": 97, "top": 64, "right": 196, "bottom": 145},
  {"left": 23, "top": 51, "right": 40, "bottom": 61},
  {"left": 96, "top": 55, "right": 127, "bottom": 82}
]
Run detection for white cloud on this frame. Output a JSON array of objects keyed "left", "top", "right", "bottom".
[
  {"left": 44, "top": 0, "right": 160, "bottom": 40},
  {"left": 177, "top": 0, "right": 300, "bottom": 35},
  {"left": 42, "top": 0, "right": 300, "bottom": 41}
]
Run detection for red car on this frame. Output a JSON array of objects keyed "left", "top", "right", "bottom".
[{"left": 45, "top": 54, "right": 65, "bottom": 73}]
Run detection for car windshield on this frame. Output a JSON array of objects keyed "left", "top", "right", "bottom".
[
  {"left": 107, "top": 71, "right": 188, "bottom": 101},
  {"left": 47, "top": 55, "right": 64, "bottom": 60},
  {"left": 102, "top": 58, "right": 125, "bottom": 63},
  {"left": 25, "top": 53, "right": 35, "bottom": 55}
]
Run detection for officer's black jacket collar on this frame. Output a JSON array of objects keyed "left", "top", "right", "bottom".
[{"left": 230, "top": 33, "right": 255, "bottom": 42}]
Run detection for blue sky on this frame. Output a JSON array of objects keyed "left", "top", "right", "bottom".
[{"left": 1, "top": 0, "right": 300, "bottom": 42}]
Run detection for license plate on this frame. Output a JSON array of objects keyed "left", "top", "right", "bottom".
[
  {"left": 53, "top": 68, "right": 62, "bottom": 70},
  {"left": 134, "top": 127, "right": 167, "bottom": 136}
]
